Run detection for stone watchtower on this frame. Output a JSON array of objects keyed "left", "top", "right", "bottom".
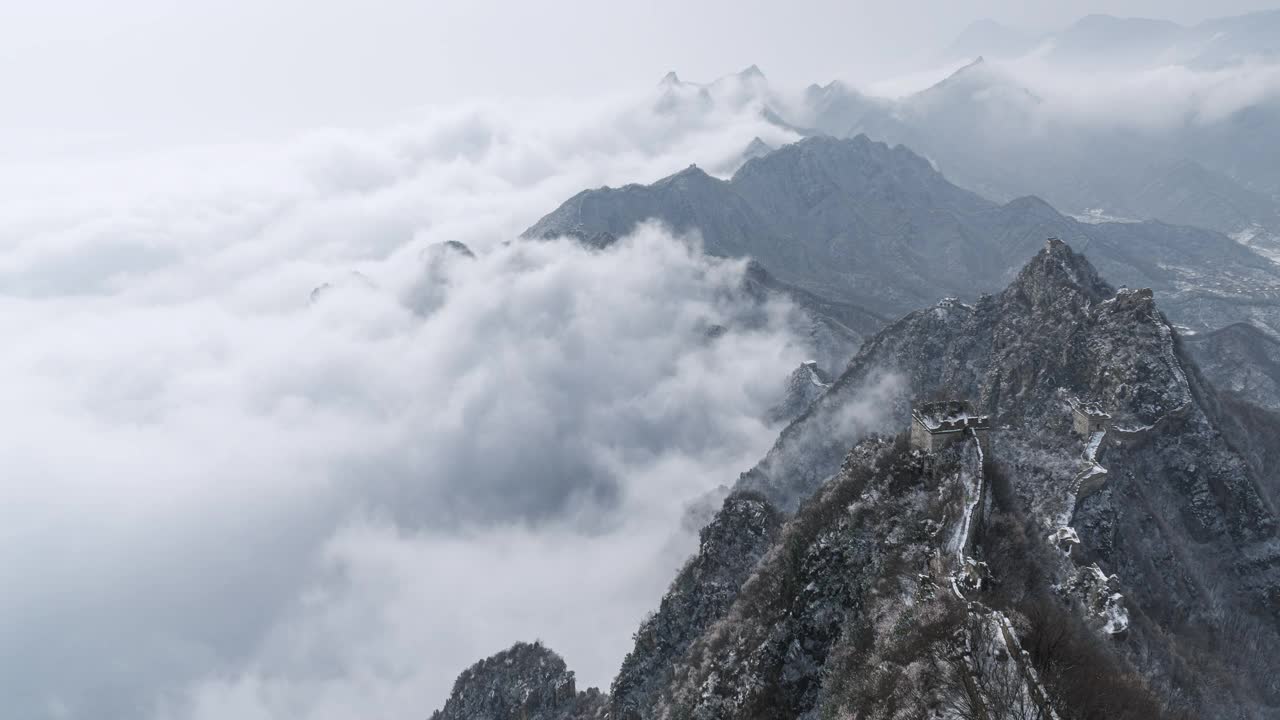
[
  {"left": 910, "top": 400, "right": 991, "bottom": 453},
  {"left": 1069, "top": 398, "right": 1111, "bottom": 437}
]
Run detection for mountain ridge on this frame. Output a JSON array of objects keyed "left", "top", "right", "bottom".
[{"left": 526, "top": 135, "right": 1280, "bottom": 341}]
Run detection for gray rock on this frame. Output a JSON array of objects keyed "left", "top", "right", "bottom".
[{"left": 429, "top": 641, "right": 606, "bottom": 720}]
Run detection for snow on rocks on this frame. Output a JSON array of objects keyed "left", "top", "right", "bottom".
[{"left": 1056, "top": 564, "right": 1130, "bottom": 635}]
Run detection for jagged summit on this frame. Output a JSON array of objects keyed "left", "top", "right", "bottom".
[
  {"left": 653, "top": 65, "right": 769, "bottom": 96},
  {"left": 740, "top": 237, "right": 1198, "bottom": 508}
]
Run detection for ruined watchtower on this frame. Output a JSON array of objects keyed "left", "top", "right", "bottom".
[
  {"left": 910, "top": 400, "right": 991, "bottom": 453},
  {"left": 1069, "top": 398, "right": 1111, "bottom": 437}
]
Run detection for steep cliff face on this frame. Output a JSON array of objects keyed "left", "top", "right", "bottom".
[
  {"left": 429, "top": 642, "right": 606, "bottom": 720},
  {"left": 610, "top": 492, "right": 782, "bottom": 720}
]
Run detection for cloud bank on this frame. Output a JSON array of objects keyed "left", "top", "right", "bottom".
[
  {"left": 0, "top": 88, "right": 806, "bottom": 719},
  {"left": 863, "top": 52, "right": 1280, "bottom": 131}
]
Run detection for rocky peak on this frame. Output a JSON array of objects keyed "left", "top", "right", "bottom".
[
  {"left": 1003, "top": 236, "right": 1113, "bottom": 311},
  {"left": 740, "top": 136, "right": 774, "bottom": 163},
  {"left": 663, "top": 162, "right": 714, "bottom": 184},
  {"left": 430, "top": 641, "right": 605, "bottom": 720}
]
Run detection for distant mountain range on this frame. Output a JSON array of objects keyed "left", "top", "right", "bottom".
[
  {"left": 799, "top": 57, "right": 1280, "bottom": 242},
  {"left": 649, "top": 15, "right": 1280, "bottom": 248},
  {"left": 526, "top": 135, "right": 1280, "bottom": 349}
]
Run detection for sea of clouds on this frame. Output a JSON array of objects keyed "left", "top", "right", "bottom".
[{"left": 0, "top": 84, "right": 808, "bottom": 719}]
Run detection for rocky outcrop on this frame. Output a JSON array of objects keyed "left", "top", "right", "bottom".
[{"left": 429, "top": 642, "right": 606, "bottom": 720}]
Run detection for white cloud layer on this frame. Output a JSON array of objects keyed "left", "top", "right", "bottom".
[
  {"left": 863, "top": 55, "right": 1280, "bottom": 131},
  {"left": 0, "top": 88, "right": 806, "bottom": 719},
  {"left": 1000, "top": 57, "right": 1280, "bottom": 128}
]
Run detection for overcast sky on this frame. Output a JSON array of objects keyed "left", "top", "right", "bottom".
[{"left": 4, "top": 0, "right": 1277, "bottom": 152}]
